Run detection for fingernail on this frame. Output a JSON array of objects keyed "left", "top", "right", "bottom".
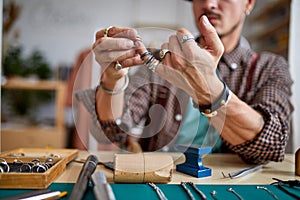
[
  {"left": 125, "top": 40, "right": 134, "bottom": 48},
  {"left": 134, "top": 40, "right": 142, "bottom": 48},
  {"left": 177, "top": 28, "right": 185, "bottom": 34},
  {"left": 202, "top": 15, "right": 210, "bottom": 25}
]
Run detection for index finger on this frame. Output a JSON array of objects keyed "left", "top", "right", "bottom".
[{"left": 95, "top": 26, "right": 138, "bottom": 41}]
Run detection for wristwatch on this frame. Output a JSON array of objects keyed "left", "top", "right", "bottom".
[{"left": 193, "top": 81, "right": 231, "bottom": 117}]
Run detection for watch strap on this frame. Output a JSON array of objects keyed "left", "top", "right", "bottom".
[{"left": 193, "top": 81, "right": 231, "bottom": 115}]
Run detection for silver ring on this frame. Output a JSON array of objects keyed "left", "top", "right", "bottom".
[
  {"left": 31, "top": 159, "right": 41, "bottom": 165},
  {"left": 0, "top": 158, "right": 10, "bottom": 172},
  {"left": 104, "top": 26, "right": 113, "bottom": 37},
  {"left": 148, "top": 60, "right": 160, "bottom": 72},
  {"left": 13, "top": 159, "right": 23, "bottom": 164},
  {"left": 181, "top": 34, "right": 195, "bottom": 43},
  {"left": 140, "top": 51, "right": 151, "bottom": 60},
  {"left": 45, "top": 157, "right": 54, "bottom": 164},
  {"left": 159, "top": 49, "right": 171, "bottom": 59},
  {"left": 32, "top": 163, "right": 47, "bottom": 173},
  {"left": 36, "top": 164, "right": 47, "bottom": 173},
  {"left": 20, "top": 163, "right": 32, "bottom": 172},
  {"left": 49, "top": 153, "right": 61, "bottom": 158},
  {"left": 115, "top": 61, "right": 123, "bottom": 71}
]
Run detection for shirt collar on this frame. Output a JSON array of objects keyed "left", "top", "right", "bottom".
[{"left": 221, "top": 37, "right": 252, "bottom": 70}]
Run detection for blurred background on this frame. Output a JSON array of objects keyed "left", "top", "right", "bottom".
[{"left": 1, "top": 0, "right": 299, "bottom": 153}]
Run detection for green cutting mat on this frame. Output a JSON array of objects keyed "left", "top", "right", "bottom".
[{"left": 0, "top": 183, "right": 299, "bottom": 199}]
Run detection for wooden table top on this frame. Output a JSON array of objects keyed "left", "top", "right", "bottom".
[{"left": 55, "top": 151, "right": 298, "bottom": 185}]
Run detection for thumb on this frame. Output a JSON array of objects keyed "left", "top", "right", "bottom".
[{"left": 199, "top": 15, "right": 224, "bottom": 59}]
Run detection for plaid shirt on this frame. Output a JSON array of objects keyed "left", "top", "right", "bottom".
[{"left": 76, "top": 41, "right": 293, "bottom": 164}]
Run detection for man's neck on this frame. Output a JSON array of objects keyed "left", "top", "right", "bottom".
[
  {"left": 221, "top": 36, "right": 239, "bottom": 53},
  {"left": 219, "top": 21, "right": 244, "bottom": 53}
]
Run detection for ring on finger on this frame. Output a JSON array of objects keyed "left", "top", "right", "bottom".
[
  {"left": 104, "top": 26, "right": 113, "bottom": 37},
  {"left": 181, "top": 34, "right": 195, "bottom": 43},
  {"left": 159, "top": 49, "right": 171, "bottom": 60},
  {"left": 115, "top": 61, "right": 123, "bottom": 71},
  {"left": 140, "top": 51, "right": 152, "bottom": 60},
  {"left": 135, "top": 35, "right": 143, "bottom": 42},
  {"left": 148, "top": 60, "right": 160, "bottom": 72}
]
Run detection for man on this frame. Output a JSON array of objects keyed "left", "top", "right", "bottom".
[{"left": 77, "top": 0, "right": 293, "bottom": 164}]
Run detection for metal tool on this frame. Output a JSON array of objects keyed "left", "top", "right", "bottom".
[
  {"left": 256, "top": 186, "right": 279, "bottom": 200},
  {"left": 148, "top": 182, "right": 168, "bottom": 200},
  {"left": 70, "top": 155, "right": 98, "bottom": 200},
  {"left": 74, "top": 158, "right": 114, "bottom": 170},
  {"left": 222, "top": 164, "right": 263, "bottom": 179},
  {"left": 227, "top": 188, "right": 243, "bottom": 200},
  {"left": 180, "top": 182, "right": 195, "bottom": 200},
  {"left": 186, "top": 182, "right": 207, "bottom": 200},
  {"left": 210, "top": 190, "right": 218, "bottom": 200},
  {"left": 91, "top": 171, "right": 116, "bottom": 200}
]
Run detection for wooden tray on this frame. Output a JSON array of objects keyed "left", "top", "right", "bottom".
[{"left": 0, "top": 148, "right": 78, "bottom": 189}]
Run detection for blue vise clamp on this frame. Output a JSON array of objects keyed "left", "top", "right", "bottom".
[{"left": 176, "top": 145, "right": 212, "bottom": 178}]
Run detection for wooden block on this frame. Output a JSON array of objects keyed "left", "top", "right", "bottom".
[
  {"left": 114, "top": 153, "right": 173, "bottom": 183},
  {"left": 144, "top": 153, "right": 173, "bottom": 183},
  {"left": 114, "top": 153, "right": 144, "bottom": 183}
]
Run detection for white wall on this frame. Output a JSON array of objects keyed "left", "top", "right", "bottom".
[
  {"left": 289, "top": 0, "right": 300, "bottom": 152},
  {"left": 4, "top": 0, "right": 197, "bottom": 68}
]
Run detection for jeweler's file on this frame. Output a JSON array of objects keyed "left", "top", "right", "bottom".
[
  {"left": 69, "top": 155, "right": 98, "bottom": 200},
  {"left": 92, "top": 171, "right": 116, "bottom": 200}
]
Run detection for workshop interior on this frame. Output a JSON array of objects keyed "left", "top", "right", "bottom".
[{"left": 1, "top": 0, "right": 300, "bottom": 199}]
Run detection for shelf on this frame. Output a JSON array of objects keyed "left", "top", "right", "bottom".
[
  {"left": 243, "top": 0, "right": 291, "bottom": 59},
  {"left": 247, "top": 15, "right": 289, "bottom": 41},
  {"left": 1, "top": 127, "right": 67, "bottom": 151},
  {"left": 250, "top": 0, "right": 291, "bottom": 22},
  {"left": 1, "top": 78, "right": 67, "bottom": 151},
  {"left": 2, "top": 78, "right": 65, "bottom": 90}
]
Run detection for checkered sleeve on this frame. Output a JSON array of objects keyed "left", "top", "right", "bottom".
[
  {"left": 226, "top": 53, "right": 293, "bottom": 164},
  {"left": 229, "top": 105, "right": 289, "bottom": 164}
]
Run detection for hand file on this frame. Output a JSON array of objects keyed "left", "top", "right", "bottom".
[
  {"left": 91, "top": 171, "right": 116, "bottom": 200},
  {"left": 69, "top": 155, "right": 98, "bottom": 200}
]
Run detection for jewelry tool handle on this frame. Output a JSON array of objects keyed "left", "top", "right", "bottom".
[
  {"left": 92, "top": 171, "right": 116, "bottom": 200},
  {"left": 69, "top": 154, "right": 98, "bottom": 200}
]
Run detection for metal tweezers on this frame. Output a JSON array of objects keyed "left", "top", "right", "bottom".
[{"left": 222, "top": 164, "right": 263, "bottom": 179}]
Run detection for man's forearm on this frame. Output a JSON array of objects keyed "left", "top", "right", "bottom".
[{"left": 210, "top": 93, "right": 265, "bottom": 145}]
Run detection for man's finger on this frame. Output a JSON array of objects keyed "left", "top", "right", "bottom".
[
  {"left": 95, "top": 26, "right": 137, "bottom": 39},
  {"left": 134, "top": 40, "right": 148, "bottom": 55},
  {"left": 121, "top": 55, "right": 144, "bottom": 67},
  {"left": 198, "top": 15, "right": 224, "bottom": 57},
  {"left": 93, "top": 38, "right": 135, "bottom": 52}
]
